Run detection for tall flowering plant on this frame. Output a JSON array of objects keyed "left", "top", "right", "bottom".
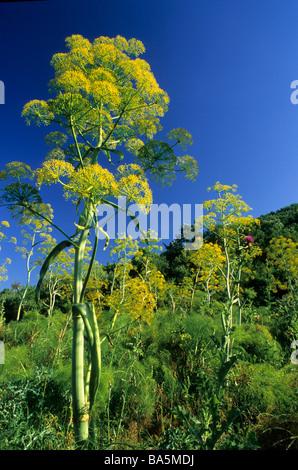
[
  {"left": 203, "top": 182, "right": 261, "bottom": 363},
  {"left": 0, "top": 35, "right": 197, "bottom": 446}
]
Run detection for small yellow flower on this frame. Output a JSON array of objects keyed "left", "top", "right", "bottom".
[
  {"left": 22, "top": 100, "right": 55, "bottom": 126},
  {"left": 115, "top": 165, "right": 152, "bottom": 212},
  {"left": 65, "top": 164, "right": 117, "bottom": 201},
  {"left": 1, "top": 221, "right": 10, "bottom": 227},
  {"left": 54, "top": 70, "right": 90, "bottom": 94},
  {"left": 36, "top": 159, "right": 75, "bottom": 187}
]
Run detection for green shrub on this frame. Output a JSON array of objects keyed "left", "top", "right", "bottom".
[
  {"left": 0, "top": 367, "right": 73, "bottom": 450},
  {"left": 233, "top": 324, "right": 284, "bottom": 366},
  {"left": 254, "top": 411, "right": 298, "bottom": 450},
  {"left": 0, "top": 343, "right": 34, "bottom": 382},
  {"left": 238, "top": 362, "right": 297, "bottom": 413}
]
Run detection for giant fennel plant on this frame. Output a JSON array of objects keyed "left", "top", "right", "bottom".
[{"left": 0, "top": 34, "right": 198, "bottom": 447}]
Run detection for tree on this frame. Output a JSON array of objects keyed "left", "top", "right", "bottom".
[
  {"left": 158, "top": 238, "right": 191, "bottom": 284},
  {"left": 255, "top": 204, "right": 298, "bottom": 246},
  {"left": 0, "top": 35, "right": 197, "bottom": 447},
  {"left": 266, "top": 236, "right": 298, "bottom": 349},
  {"left": 266, "top": 236, "right": 298, "bottom": 303}
]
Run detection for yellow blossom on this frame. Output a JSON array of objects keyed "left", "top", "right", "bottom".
[
  {"left": 65, "top": 164, "right": 117, "bottom": 201},
  {"left": 116, "top": 164, "right": 152, "bottom": 212},
  {"left": 54, "top": 70, "right": 90, "bottom": 94},
  {"left": 22, "top": 100, "right": 55, "bottom": 126},
  {"left": 36, "top": 159, "right": 75, "bottom": 187}
]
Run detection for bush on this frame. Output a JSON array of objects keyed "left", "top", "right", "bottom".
[
  {"left": 236, "top": 362, "right": 297, "bottom": 414},
  {"left": 0, "top": 291, "right": 296, "bottom": 450},
  {"left": 233, "top": 324, "right": 284, "bottom": 366},
  {"left": 254, "top": 411, "right": 298, "bottom": 450},
  {"left": 0, "top": 367, "right": 73, "bottom": 450}
]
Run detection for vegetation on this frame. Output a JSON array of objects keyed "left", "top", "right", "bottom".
[
  {"left": 0, "top": 35, "right": 297, "bottom": 450},
  {"left": 0, "top": 201, "right": 297, "bottom": 450}
]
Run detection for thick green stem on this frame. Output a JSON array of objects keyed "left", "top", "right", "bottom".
[
  {"left": 70, "top": 116, "right": 84, "bottom": 168},
  {"left": 72, "top": 205, "right": 93, "bottom": 446},
  {"left": 72, "top": 306, "right": 89, "bottom": 445},
  {"left": 17, "top": 230, "right": 38, "bottom": 323},
  {"left": 73, "top": 302, "right": 101, "bottom": 447},
  {"left": 72, "top": 202, "right": 102, "bottom": 447},
  {"left": 80, "top": 220, "right": 99, "bottom": 303},
  {"left": 222, "top": 224, "right": 232, "bottom": 360}
]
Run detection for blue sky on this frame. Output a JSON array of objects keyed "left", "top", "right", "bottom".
[{"left": 0, "top": 0, "right": 298, "bottom": 288}]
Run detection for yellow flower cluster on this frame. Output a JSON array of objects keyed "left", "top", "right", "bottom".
[
  {"left": 177, "top": 155, "right": 199, "bottom": 182},
  {"left": 0, "top": 161, "right": 33, "bottom": 181},
  {"left": 22, "top": 100, "right": 54, "bottom": 126},
  {"left": 0, "top": 257, "right": 11, "bottom": 285},
  {"left": 190, "top": 242, "right": 225, "bottom": 290},
  {"left": 54, "top": 70, "right": 90, "bottom": 94},
  {"left": 1, "top": 221, "right": 10, "bottom": 228},
  {"left": 167, "top": 128, "right": 193, "bottom": 150},
  {"left": 66, "top": 164, "right": 118, "bottom": 200},
  {"left": 89, "top": 79, "right": 121, "bottom": 108},
  {"left": 108, "top": 277, "right": 156, "bottom": 324},
  {"left": 35, "top": 159, "right": 152, "bottom": 210},
  {"left": 36, "top": 159, "right": 74, "bottom": 187},
  {"left": 116, "top": 164, "right": 152, "bottom": 212},
  {"left": 24, "top": 34, "right": 169, "bottom": 149},
  {"left": 267, "top": 236, "right": 298, "bottom": 287}
]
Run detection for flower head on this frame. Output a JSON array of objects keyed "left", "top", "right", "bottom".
[{"left": 245, "top": 235, "right": 254, "bottom": 244}]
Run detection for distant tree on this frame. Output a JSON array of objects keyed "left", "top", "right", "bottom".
[
  {"left": 266, "top": 236, "right": 298, "bottom": 303},
  {"left": 158, "top": 238, "right": 191, "bottom": 283},
  {"left": 252, "top": 203, "right": 298, "bottom": 247},
  {"left": 245, "top": 204, "right": 298, "bottom": 305}
]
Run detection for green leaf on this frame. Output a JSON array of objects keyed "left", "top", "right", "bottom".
[
  {"left": 217, "top": 355, "right": 238, "bottom": 386},
  {"left": 35, "top": 239, "right": 73, "bottom": 301},
  {"left": 1, "top": 182, "right": 42, "bottom": 206},
  {"left": 110, "top": 148, "right": 124, "bottom": 163},
  {"left": 102, "top": 148, "right": 112, "bottom": 165},
  {"left": 207, "top": 407, "right": 240, "bottom": 449},
  {"left": 102, "top": 146, "right": 124, "bottom": 164}
]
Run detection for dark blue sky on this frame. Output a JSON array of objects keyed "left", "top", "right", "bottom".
[{"left": 0, "top": 0, "right": 298, "bottom": 287}]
